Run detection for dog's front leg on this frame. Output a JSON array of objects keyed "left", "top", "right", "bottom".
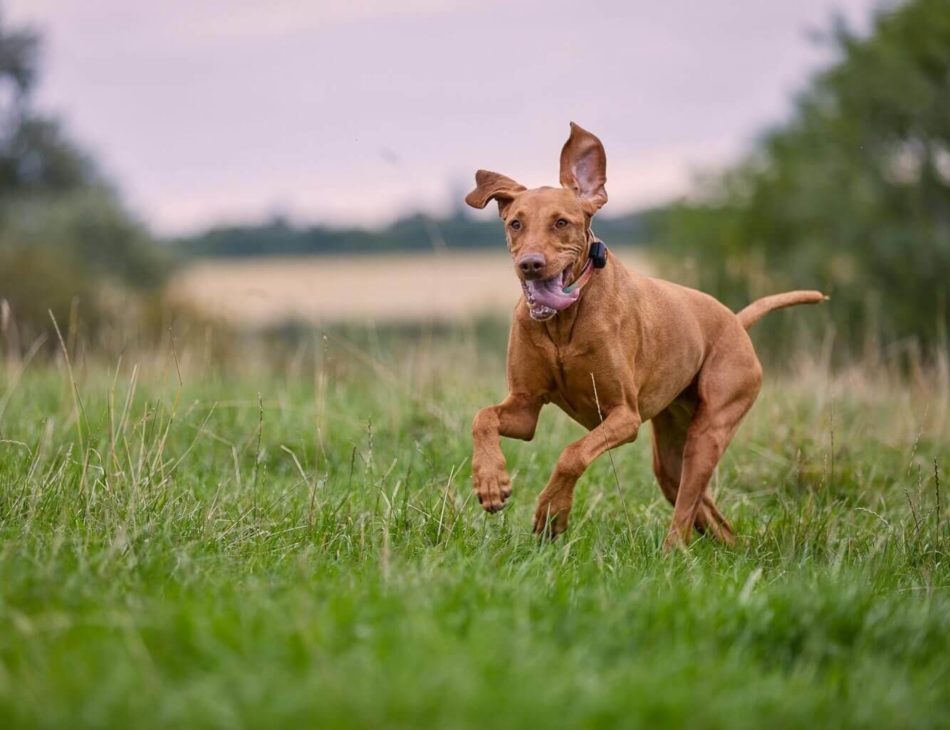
[
  {"left": 533, "top": 406, "right": 640, "bottom": 537},
  {"left": 472, "top": 393, "right": 542, "bottom": 513}
]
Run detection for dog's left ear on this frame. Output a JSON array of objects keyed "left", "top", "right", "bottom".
[
  {"left": 465, "top": 170, "right": 526, "bottom": 217},
  {"left": 559, "top": 122, "right": 607, "bottom": 213}
]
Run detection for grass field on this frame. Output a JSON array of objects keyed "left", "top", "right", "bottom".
[{"left": 1, "top": 331, "right": 949, "bottom": 728}]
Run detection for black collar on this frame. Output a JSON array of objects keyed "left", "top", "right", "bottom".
[{"left": 589, "top": 238, "right": 608, "bottom": 268}]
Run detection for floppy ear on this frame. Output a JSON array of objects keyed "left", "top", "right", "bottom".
[
  {"left": 559, "top": 122, "right": 607, "bottom": 213},
  {"left": 464, "top": 170, "right": 526, "bottom": 217}
]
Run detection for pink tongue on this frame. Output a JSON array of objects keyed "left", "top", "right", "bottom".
[{"left": 525, "top": 276, "right": 579, "bottom": 311}]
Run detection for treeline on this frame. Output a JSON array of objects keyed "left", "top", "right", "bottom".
[
  {"left": 170, "top": 210, "right": 652, "bottom": 258},
  {"left": 648, "top": 0, "right": 950, "bottom": 354}
]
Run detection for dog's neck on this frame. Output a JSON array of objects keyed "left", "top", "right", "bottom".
[{"left": 562, "top": 229, "right": 607, "bottom": 294}]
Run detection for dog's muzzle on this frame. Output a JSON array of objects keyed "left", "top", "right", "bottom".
[
  {"left": 521, "top": 268, "right": 580, "bottom": 321},
  {"left": 520, "top": 239, "right": 608, "bottom": 321}
]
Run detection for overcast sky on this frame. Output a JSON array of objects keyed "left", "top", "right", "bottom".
[{"left": 9, "top": 0, "right": 879, "bottom": 235}]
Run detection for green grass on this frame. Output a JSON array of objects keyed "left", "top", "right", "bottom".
[{"left": 0, "top": 335, "right": 948, "bottom": 729}]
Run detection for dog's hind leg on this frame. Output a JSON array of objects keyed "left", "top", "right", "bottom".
[
  {"left": 663, "top": 339, "right": 762, "bottom": 551},
  {"left": 650, "top": 407, "right": 687, "bottom": 506},
  {"left": 651, "top": 406, "right": 735, "bottom": 545}
]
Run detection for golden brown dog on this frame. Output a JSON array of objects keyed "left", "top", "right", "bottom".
[{"left": 466, "top": 122, "right": 825, "bottom": 550}]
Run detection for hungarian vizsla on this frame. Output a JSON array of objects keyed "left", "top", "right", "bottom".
[{"left": 466, "top": 122, "right": 825, "bottom": 550}]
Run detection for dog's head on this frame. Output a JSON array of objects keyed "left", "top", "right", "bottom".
[{"left": 465, "top": 122, "right": 608, "bottom": 320}]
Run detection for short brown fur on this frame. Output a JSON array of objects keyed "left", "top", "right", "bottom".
[{"left": 466, "top": 122, "right": 825, "bottom": 549}]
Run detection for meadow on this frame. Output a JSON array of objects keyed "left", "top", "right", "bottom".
[{"left": 0, "top": 327, "right": 948, "bottom": 728}]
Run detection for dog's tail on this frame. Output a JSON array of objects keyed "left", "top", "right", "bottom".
[{"left": 736, "top": 290, "right": 828, "bottom": 330}]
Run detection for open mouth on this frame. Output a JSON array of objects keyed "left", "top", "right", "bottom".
[{"left": 520, "top": 267, "right": 580, "bottom": 321}]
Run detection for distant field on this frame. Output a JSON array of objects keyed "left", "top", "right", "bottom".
[{"left": 170, "top": 249, "right": 653, "bottom": 326}]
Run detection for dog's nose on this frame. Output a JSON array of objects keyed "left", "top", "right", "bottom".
[{"left": 517, "top": 253, "right": 546, "bottom": 279}]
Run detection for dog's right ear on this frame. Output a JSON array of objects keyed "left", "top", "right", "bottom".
[
  {"left": 559, "top": 122, "right": 608, "bottom": 214},
  {"left": 465, "top": 170, "right": 526, "bottom": 217}
]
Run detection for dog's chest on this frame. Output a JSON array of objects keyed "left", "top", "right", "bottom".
[
  {"left": 546, "top": 341, "right": 627, "bottom": 429},
  {"left": 549, "top": 342, "right": 593, "bottom": 383}
]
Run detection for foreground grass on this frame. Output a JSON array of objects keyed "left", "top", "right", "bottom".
[{"left": 0, "top": 336, "right": 948, "bottom": 728}]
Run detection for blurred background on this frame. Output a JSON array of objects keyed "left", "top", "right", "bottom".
[{"left": 0, "top": 0, "right": 947, "bottom": 369}]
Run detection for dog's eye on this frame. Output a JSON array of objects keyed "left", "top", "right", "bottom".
[
  {"left": 555, "top": 218, "right": 569, "bottom": 229},
  {"left": 509, "top": 219, "right": 522, "bottom": 231}
]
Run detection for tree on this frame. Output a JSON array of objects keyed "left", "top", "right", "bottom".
[
  {"left": 0, "top": 15, "right": 93, "bottom": 195},
  {"left": 652, "top": 0, "right": 950, "bottom": 354},
  {"left": 0, "top": 11, "right": 165, "bottom": 350}
]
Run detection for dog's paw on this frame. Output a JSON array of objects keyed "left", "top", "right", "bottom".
[
  {"left": 662, "top": 526, "right": 691, "bottom": 553},
  {"left": 532, "top": 491, "right": 572, "bottom": 539},
  {"left": 472, "top": 467, "right": 512, "bottom": 513}
]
